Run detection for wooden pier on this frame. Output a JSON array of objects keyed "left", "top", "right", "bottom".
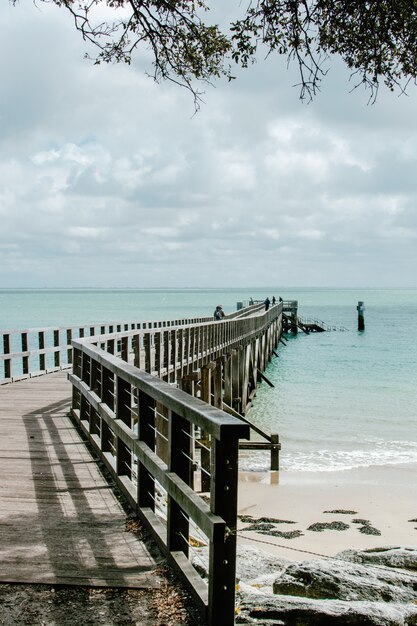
[
  {"left": 0, "top": 302, "right": 284, "bottom": 625},
  {"left": 0, "top": 371, "right": 161, "bottom": 588}
]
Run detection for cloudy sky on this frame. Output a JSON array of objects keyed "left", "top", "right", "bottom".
[{"left": 1, "top": 2, "right": 416, "bottom": 288}]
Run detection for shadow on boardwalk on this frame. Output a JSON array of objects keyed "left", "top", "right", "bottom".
[{"left": 0, "top": 373, "right": 201, "bottom": 625}]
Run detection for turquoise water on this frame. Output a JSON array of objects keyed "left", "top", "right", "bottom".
[
  {"left": 247, "top": 289, "right": 417, "bottom": 472},
  {"left": 1, "top": 288, "right": 416, "bottom": 473}
]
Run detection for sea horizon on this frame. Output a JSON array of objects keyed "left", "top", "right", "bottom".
[{"left": 1, "top": 287, "right": 416, "bottom": 475}]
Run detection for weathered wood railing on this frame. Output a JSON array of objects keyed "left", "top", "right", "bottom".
[
  {"left": 67, "top": 303, "right": 283, "bottom": 624},
  {"left": 1, "top": 303, "right": 283, "bottom": 623},
  {"left": 69, "top": 338, "right": 249, "bottom": 626},
  {"left": 0, "top": 315, "right": 212, "bottom": 384}
]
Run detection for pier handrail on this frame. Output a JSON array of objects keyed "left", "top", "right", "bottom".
[
  {"left": 0, "top": 302, "right": 277, "bottom": 384},
  {"left": 70, "top": 338, "right": 249, "bottom": 625},
  {"left": 3, "top": 303, "right": 283, "bottom": 623},
  {"left": 67, "top": 303, "right": 282, "bottom": 625},
  {"left": 0, "top": 313, "right": 216, "bottom": 383}
]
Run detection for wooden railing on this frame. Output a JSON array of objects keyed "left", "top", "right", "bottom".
[
  {"left": 2, "top": 304, "right": 283, "bottom": 624},
  {"left": 68, "top": 304, "right": 283, "bottom": 625},
  {"left": 69, "top": 337, "right": 250, "bottom": 626},
  {"left": 0, "top": 315, "right": 212, "bottom": 384}
]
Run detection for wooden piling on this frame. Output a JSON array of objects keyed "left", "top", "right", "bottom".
[{"left": 357, "top": 301, "right": 365, "bottom": 331}]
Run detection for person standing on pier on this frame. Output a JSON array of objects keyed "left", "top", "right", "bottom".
[
  {"left": 272, "top": 296, "right": 276, "bottom": 305},
  {"left": 264, "top": 297, "right": 270, "bottom": 311},
  {"left": 214, "top": 305, "right": 225, "bottom": 320}
]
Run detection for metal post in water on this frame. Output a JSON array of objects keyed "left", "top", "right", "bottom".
[{"left": 357, "top": 301, "right": 365, "bottom": 331}]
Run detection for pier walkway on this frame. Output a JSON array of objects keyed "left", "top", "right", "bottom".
[
  {"left": 0, "top": 371, "right": 161, "bottom": 589},
  {"left": 0, "top": 302, "right": 286, "bottom": 625}
]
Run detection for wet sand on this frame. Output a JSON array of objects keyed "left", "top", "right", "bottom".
[{"left": 237, "top": 463, "right": 417, "bottom": 561}]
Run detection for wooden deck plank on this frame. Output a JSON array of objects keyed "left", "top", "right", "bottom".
[{"left": 0, "top": 372, "right": 162, "bottom": 589}]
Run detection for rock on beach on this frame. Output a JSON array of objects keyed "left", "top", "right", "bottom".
[{"left": 233, "top": 546, "right": 417, "bottom": 626}]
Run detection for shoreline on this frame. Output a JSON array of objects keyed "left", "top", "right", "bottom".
[{"left": 237, "top": 462, "right": 417, "bottom": 562}]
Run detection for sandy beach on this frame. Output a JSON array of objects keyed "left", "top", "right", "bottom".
[{"left": 237, "top": 463, "right": 417, "bottom": 562}]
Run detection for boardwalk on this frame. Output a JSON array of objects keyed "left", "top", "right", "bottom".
[
  {"left": 0, "top": 372, "right": 161, "bottom": 589},
  {"left": 0, "top": 304, "right": 284, "bottom": 625}
]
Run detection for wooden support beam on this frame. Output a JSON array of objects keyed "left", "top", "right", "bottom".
[{"left": 258, "top": 370, "right": 275, "bottom": 388}]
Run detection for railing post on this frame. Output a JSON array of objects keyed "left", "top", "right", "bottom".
[
  {"left": 155, "top": 402, "right": 170, "bottom": 464},
  {"left": 155, "top": 333, "right": 162, "bottom": 378},
  {"left": 184, "top": 328, "right": 191, "bottom": 374},
  {"left": 144, "top": 333, "right": 151, "bottom": 373},
  {"left": 71, "top": 347, "right": 82, "bottom": 413},
  {"left": 116, "top": 375, "right": 132, "bottom": 479},
  {"left": 200, "top": 365, "right": 213, "bottom": 493},
  {"left": 66, "top": 329, "right": 72, "bottom": 365},
  {"left": 91, "top": 358, "right": 101, "bottom": 396},
  {"left": 102, "top": 366, "right": 115, "bottom": 411},
  {"left": 107, "top": 338, "right": 115, "bottom": 355},
  {"left": 167, "top": 410, "right": 192, "bottom": 555},
  {"left": 21, "top": 332, "right": 29, "bottom": 375},
  {"left": 163, "top": 330, "right": 170, "bottom": 380},
  {"left": 54, "top": 329, "right": 60, "bottom": 368},
  {"left": 39, "top": 331, "right": 46, "bottom": 371},
  {"left": 133, "top": 334, "right": 141, "bottom": 369},
  {"left": 80, "top": 352, "right": 91, "bottom": 425},
  {"left": 101, "top": 365, "right": 115, "bottom": 455},
  {"left": 209, "top": 433, "right": 239, "bottom": 626},
  {"left": 137, "top": 391, "right": 156, "bottom": 510},
  {"left": 178, "top": 328, "right": 184, "bottom": 378},
  {"left": 223, "top": 354, "right": 232, "bottom": 407},
  {"left": 170, "top": 329, "right": 177, "bottom": 382},
  {"left": 270, "top": 433, "right": 280, "bottom": 471},
  {"left": 3, "top": 334, "right": 11, "bottom": 379},
  {"left": 121, "top": 336, "right": 129, "bottom": 362},
  {"left": 213, "top": 359, "right": 223, "bottom": 409}
]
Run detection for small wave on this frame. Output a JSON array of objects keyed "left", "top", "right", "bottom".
[{"left": 239, "top": 441, "right": 417, "bottom": 473}]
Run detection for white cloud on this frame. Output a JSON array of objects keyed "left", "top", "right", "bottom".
[
  {"left": 0, "top": 2, "right": 416, "bottom": 287},
  {"left": 142, "top": 227, "right": 180, "bottom": 238}
]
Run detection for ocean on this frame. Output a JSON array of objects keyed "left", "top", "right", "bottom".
[{"left": 1, "top": 287, "right": 416, "bottom": 474}]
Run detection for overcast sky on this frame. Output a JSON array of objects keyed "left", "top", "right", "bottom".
[{"left": 1, "top": 2, "right": 416, "bottom": 289}]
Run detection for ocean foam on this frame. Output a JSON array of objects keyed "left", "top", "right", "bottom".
[{"left": 239, "top": 440, "right": 417, "bottom": 473}]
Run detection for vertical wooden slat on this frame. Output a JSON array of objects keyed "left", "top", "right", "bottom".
[
  {"left": 102, "top": 366, "right": 115, "bottom": 411},
  {"left": 167, "top": 410, "right": 192, "bottom": 555},
  {"left": 21, "top": 332, "right": 29, "bottom": 375},
  {"left": 184, "top": 328, "right": 190, "bottom": 374},
  {"left": 270, "top": 433, "right": 280, "bottom": 471},
  {"left": 163, "top": 331, "right": 170, "bottom": 381},
  {"left": 155, "top": 402, "right": 170, "bottom": 464},
  {"left": 66, "top": 329, "right": 72, "bottom": 365},
  {"left": 91, "top": 358, "right": 101, "bottom": 396},
  {"left": 199, "top": 366, "right": 212, "bottom": 492},
  {"left": 170, "top": 329, "right": 177, "bottom": 382},
  {"left": 137, "top": 391, "right": 156, "bottom": 510},
  {"left": 208, "top": 433, "right": 239, "bottom": 626},
  {"left": 155, "top": 333, "right": 162, "bottom": 378},
  {"left": 144, "top": 333, "right": 151, "bottom": 373},
  {"left": 133, "top": 334, "right": 141, "bottom": 369},
  {"left": 223, "top": 354, "right": 232, "bottom": 408},
  {"left": 39, "top": 331, "right": 46, "bottom": 371},
  {"left": 3, "top": 334, "right": 11, "bottom": 379},
  {"left": 101, "top": 365, "right": 115, "bottom": 455},
  {"left": 178, "top": 328, "right": 184, "bottom": 378},
  {"left": 121, "top": 336, "right": 129, "bottom": 362},
  {"left": 213, "top": 359, "right": 223, "bottom": 409},
  {"left": 54, "top": 329, "right": 60, "bottom": 368},
  {"left": 116, "top": 375, "right": 132, "bottom": 479}
]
